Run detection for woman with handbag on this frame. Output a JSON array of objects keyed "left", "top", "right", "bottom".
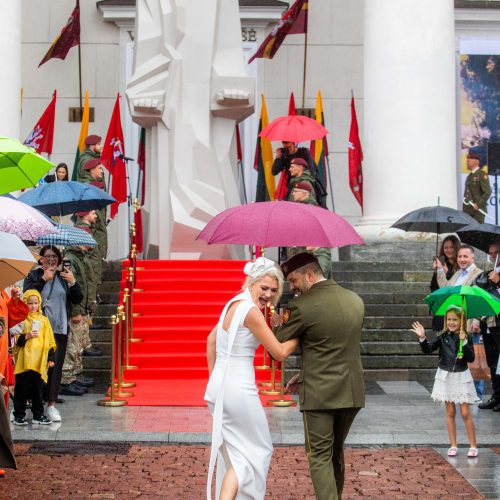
[{"left": 23, "top": 246, "right": 83, "bottom": 421}]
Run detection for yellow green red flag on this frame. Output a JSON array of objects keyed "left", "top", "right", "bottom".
[{"left": 71, "top": 90, "right": 89, "bottom": 180}]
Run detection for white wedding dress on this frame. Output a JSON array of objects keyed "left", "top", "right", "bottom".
[{"left": 205, "top": 289, "right": 273, "bottom": 500}]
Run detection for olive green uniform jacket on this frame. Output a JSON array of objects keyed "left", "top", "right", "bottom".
[
  {"left": 76, "top": 148, "right": 100, "bottom": 183},
  {"left": 463, "top": 168, "right": 491, "bottom": 223},
  {"left": 64, "top": 248, "right": 97, "bottom": 317},
  {"left": 74, "top": 219, "right": 102, "bottom": 287},
  {"left": 276, "top": 279, "right": 365, "bottom": 411},
  {"left": 287, "top": 197, "right": 332, "bottom": 278}
]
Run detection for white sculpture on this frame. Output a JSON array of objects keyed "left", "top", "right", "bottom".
[{"left": 126, "top": 0, "right": 254, "bottom": 259}]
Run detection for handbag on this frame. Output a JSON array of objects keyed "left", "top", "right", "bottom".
[{"left": 469, "top": 343, "right": 490, "bottom": 381}]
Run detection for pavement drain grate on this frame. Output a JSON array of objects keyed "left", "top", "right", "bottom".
[{"left": 27, "top": 441, "right": 131, "bottom": 456}]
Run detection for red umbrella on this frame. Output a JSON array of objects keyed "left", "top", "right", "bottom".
[
  {"left": 259, "top": 114, "right": 329, "bottom": 142},
  {"left": 197, "top": 201, "right": 364, "bottom": 248}
]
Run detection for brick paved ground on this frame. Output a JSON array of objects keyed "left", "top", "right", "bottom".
[{"left": 1, "top": 444, "right": 482, "bottom": 499}]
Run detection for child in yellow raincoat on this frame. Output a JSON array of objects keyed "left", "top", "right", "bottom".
[{"left": 12, "top": 290, "right": 56, "bottom": 426}]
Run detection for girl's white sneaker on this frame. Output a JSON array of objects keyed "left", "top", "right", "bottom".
[{"left": 46, "top": 406, "right": 61, "bottom": 422}]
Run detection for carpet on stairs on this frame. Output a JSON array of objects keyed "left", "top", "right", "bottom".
[{"left": 119, "top": 260, "right": 293, "bottom": 407}]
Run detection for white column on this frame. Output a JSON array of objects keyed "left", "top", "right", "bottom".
[
  {"left": 358, "top": 0, "right": 456, "bottom": 240},
  {"left": 0, "top": 1, "right": 21, "bottom": 139}
]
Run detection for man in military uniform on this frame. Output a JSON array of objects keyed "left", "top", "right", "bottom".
[
  {"left": 463, "top": 151, "right": 491, "bottom": 223},
  {"left": 80, "top": 159, "right": 108, "bottom": 284},
  {"left": 76, "top": 134, "right": 102, "bottom": 183},
  {"left": 60, "top": 245, "right": 98, "bottom": 394},
  {"left": 275, "top": 253, "right": 365, "bottom": 500},
  {"left": 288, "top": 182, "right": 332, "bottom": 278},
  {"left": 287, "top": 158, "right": 317, "bottom": 202}
]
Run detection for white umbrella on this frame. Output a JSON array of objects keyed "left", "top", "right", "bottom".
[
  {"left": 0, "top": 196, "right": 57, "bottom": 241},
  {"left": 0, "top": 232, "right": 38, "bottom": 290}
]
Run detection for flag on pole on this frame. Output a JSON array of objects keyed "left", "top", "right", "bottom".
[
  {"left": 248, "top": 0, "right": 308, "bottom": 63},
  {"left": 254, "top": 95, "right": 276, "bottom": 202},
  {"left": 136, "top": 127, "right": 146, "bottom": 205},
  {"left": 288, "top": 92, "right": 297, "bottom": 115},
  {"left": 70, "top": 89, "right": 89, "bottom": 181},
  {"left": 24, "top": 91, "right": 57, "bottom": 155},
  {"left": 348, "top": 95, "right": 363, "bottom": 211},
  {"left": 101, "top": 94, "right": 127, "bottom": 219},
  {"left": 38, "top": 0, "right": 80, "bottom": 67},
  {"left": 235, "top": 124, "right": 248, "bottom": 204},
  {"left": 310, "top": 90, "right": 329, "bottom": 188}
]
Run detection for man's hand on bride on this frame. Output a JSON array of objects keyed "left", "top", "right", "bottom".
[{"left": 285, "top": 373, "right": 300, "bottom": 394}]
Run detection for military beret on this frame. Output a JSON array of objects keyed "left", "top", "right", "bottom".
[
  {"left": 85, "top": 134, "right": 102, "bottom": 146},
  {"left": 75, "top": 210, "right": 91, "bottom": 217},
  {"left": 90, "top": 180, "right": 105, "bottom": 189},
  {"left": 467, "top": 152, "right": 480, "bottom": 160},
  {"left": 281, "top": 252, "right": 319, "bottom": 278},
  {"left": 83, "top": 158, "right": 102, "bottom": 170},
  {"left": 293, "top": 181, "right": 312, "bottom": 192},
  {"left": 290, "top": 158, "right": 308, "bottom": 168}
]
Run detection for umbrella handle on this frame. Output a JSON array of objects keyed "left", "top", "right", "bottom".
[{"left": 457, "top": 338, "right": 464, "bottom": 360}]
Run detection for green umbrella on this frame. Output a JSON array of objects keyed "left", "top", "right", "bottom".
[
  {"left": 424, "top": 285, "right": 500, "bottom": 318},
  {"left": 424, "top": 285, "right": 500, "bottom": 359},
  {"left": 0, "top": 136, "right": 54, "bottom": 195}
]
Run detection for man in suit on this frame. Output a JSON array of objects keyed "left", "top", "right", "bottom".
[
  {"left": 275, "top": 253, "right": 365, "bottom": 500},
  {"left": 436, "top": 244, "right": 482, "bottom": 288}
]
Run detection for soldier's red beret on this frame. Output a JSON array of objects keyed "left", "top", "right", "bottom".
[
  {"left": 290, "top": 158, "right": 308, "bottom": 168},
  {"left": 75, "top": 210, "right": 91, "bottom": 217},
  {"left": 85, "top": 134, "right": 102, "bottom": 146},
  {"left": 83, "top": 158, "right": 102, "bottom": 170},
  {"left": 294, "top": 181, "right": 312, "bottom": 192}
]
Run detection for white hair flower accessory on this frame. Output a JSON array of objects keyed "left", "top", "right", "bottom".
[{"left": 244, "top": 257, "right": 278, "bottom": 279}]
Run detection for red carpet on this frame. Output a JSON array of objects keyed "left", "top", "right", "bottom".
[{"left": 120, "top": 260, "right": 288, "bottom": 407}]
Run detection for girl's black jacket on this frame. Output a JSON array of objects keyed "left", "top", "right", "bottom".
[{"left": 419, "top": 332, "right": 475, "bottom": 372}]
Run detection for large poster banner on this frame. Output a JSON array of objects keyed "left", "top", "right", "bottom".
[{"left": 460, "top": 54, "right": 500, "bottom": 223}]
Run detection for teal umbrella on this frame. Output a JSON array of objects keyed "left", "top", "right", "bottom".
[
  {"left": 0, "top": 136, "right": 54, "bottom": 195},
  {"left": 424, "top": 285, "right": 500, "bottom": 358}
]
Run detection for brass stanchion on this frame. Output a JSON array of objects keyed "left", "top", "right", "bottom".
[
  {"left": 268, "top": 359, "right": 296, "bottom": 407},
  {"left": 97, "top": 315, "right": 127, "bottom": 407},
  {"left": 122, "top": 288, "right": 138, "bottom": 373},
  {"left": 108, "top": 305, "right": 133, "bottom": 398},
  {"left": 128, "top": 267, "right": 143, "bottom": 342},
  {"left": 259, "top": 359, "right": 280, "bottom": 396}
]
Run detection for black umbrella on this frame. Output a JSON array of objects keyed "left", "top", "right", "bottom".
[
  {"left": 457, "top": 223, "right": 500, "bottom": 254},
  {"left": 391, "top": 205, "right": 477, "bottom": 255}
]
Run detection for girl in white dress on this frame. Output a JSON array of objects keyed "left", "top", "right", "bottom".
[
  {"left": 411, "top": 306, "right": 478, "bottom": 458},
  {"left": 205, "top": 257, "right": 298, "bottom": 500}
]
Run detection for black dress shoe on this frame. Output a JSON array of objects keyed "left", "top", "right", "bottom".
[
  {"left": 72, "top": 380, "right": 89, "bottom": 392},
  {"left": 75, "top": 376, "right": 95, "bottom": 387},
  {"left": 83, "top": 346, "right": 102, "bottom": 356},
  {"left": 493, "top": 403, "right": 500, "bottom": 412},
  {"left": 60, "top": 383, "right": 85, "bottom": 396},
  {"left": 478, "top": 398, "right": 499, "bottom": 410}
]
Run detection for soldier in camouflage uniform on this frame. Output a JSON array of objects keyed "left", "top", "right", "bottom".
[
  {"left": 287, "top": 158, "right": 317, "bottom": 203},
  {"left": 287, "top": 182, "right": 332, "bottom": 278},
  {"left": 463, "top": 152, "right": 492, "bottom": 224},
  {"left": 80, "top": 159, "right": 108, "bottom": 284},
  {"left": 60, "top": 245, "right": 98, "bottom": 391},
  {"left": 76, "top": 134, "right": 102, "bottom": 183}
]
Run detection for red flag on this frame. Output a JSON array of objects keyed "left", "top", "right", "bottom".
[
  {"left": 38, "top": 1, "right": 80, "bottom": 67},
  {"left": 348, "top": 96, "right": 363, "bottom": 211},
  {"left": 288, "top": 92, "right": 297, "bottom": 116},
  {"left": 24, "top": 91, "right": 57, "bottom": 155},
  {"left": 137, "top": 127, "right": 146, "bottom": 205},
  {"left": 248, "top": 0, "right": 308, "bottom": 63},
  {"left": 101, "top": 94, "right": 127, "bottom": 219}
]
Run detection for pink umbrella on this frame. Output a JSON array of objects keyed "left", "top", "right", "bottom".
[
  {"left": 0, "top": 196, "right": 57, "bottom": 241},
  {"left": 197, "top": 201, "right": 364, "bottom": 248},
  {"left": 259, "top": 114, "right": 329, "bottom": 142}
]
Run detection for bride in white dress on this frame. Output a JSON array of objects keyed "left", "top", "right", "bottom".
[{"left": 205, "top": 257, "right": 298, "bottom": 500}]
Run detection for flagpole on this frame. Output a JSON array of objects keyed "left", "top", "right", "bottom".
[
  {"left": 325, "top": 155, "right": 335, "bottom": 211},
  {"left": 301, "top": 29, "right": 308, "bottom": 110},
  {"left": 78, "top": 42, "right": 83, "bottom": 113}
]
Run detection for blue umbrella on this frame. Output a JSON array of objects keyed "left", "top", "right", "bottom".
[
  {"left": 18, "top": 181, "right": 115, "bottom": 216},
  {"left": 36, "top": 222, "right": 97, "bottom": 247}
]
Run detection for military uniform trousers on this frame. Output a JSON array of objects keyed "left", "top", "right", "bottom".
[
  {"left": 61, "top": 316, "right": 92, "bottom": 384},
  {"left": 303, "top": 407, "right": 360, "bottom": 500}
]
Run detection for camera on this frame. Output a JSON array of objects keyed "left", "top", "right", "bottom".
[{"left": 62, "top": 259, "right": 72, "bottom": 270}]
